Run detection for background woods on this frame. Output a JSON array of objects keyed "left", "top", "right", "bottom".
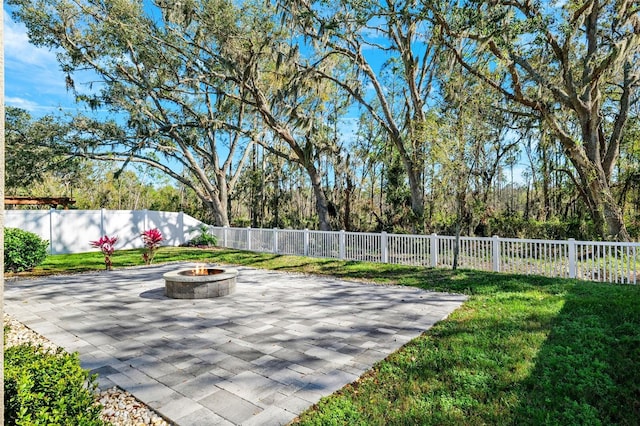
[{"left": 6, "top": 0, "right": 640, "bottom": 240}]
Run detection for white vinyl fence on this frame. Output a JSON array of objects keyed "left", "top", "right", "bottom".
[
  {"left": 6, "top": 210, "right": 638, "bottom": 284},
  {"left": 5, "top": 209, "right": 204, "bottom": 254},
  {"left": 210, "top": 227, "right": 640, "bottom": 284}
]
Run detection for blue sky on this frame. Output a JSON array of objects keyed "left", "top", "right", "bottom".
[{"left": 4, "top": 8, "right": 77, "bottom": 115}]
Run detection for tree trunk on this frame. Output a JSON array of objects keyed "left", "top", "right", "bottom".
[
  {"left": 453, "top": 193, "right": 464, "bottom": 270},
  {"left": 306, "top": 164, "right": 332, "bottom": 231},
  {"left": 541, "top": 146, "right": 551, "bottom": 221},
  {"left": 343, "top": 174, "right": 353, "bottom": 231},
  {"left": 208, "top": 199, "right": 230, "bottom": 227},
  {"left": 407, "top": 168, "right": 425, "bottom": 232},
  {"left": 582, "top": 174, "right": 629, "bottom": 241},
  {"left": 563, "top": 141, "right": 630, "bottom": 241},
  {"left": 394, "top": 135, "right": 425, "bottom": 232},
  {"left": 206, "top": 173, "right": 230, "bottom": 227}
]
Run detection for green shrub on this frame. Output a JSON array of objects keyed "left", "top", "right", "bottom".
[
  {"left": 5, "top": 228, "right": 49, "bottom": 272},
  {"left": 183, "top": 225, "right": 218, "bottom": 247},
  {"left": 5, "top": 344, "right": 105, "bottom": 425}
]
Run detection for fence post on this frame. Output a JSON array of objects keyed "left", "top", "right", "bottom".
[
  {"left": 100, "top": 208, "right": 105, "bottom": 237},
  {"left": 339, "top": 230, "right": 346, "bottom": 260},
  {"left": 49, "top": 208, "right": 55, "bottom": 255},
  {"left": 492, "top": 235, "right": 501, "bottom": 272},
  {"left": 430, "top": 233, "right": 438, "bottom": 267},
  {"left": 246, "top": 227, "right": 252, "bottom": 251},
  {"left": 273, "top": 228, "right": 279, "bottom": 254},
  {"left": 304, "top": 229, "right": 309, "bottom": 256},
  {"left": 381, "top": 232, "right": 388, "bottom": 263},
  {"left": 223, "top": 226, "right": 228, "bottom": 248},
  {"left": 178, "top": 211, "right": 185, "bottom": 246},
  {"left": 568, "top": 238, "right": 576, "bottom": 278}
]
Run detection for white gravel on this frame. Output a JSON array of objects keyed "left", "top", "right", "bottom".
[{"left": 4, "top": 313, "right": 172, "bottom": 426}]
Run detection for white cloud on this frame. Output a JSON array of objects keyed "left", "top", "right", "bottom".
[
  {"left": 5, "top": 96, "right": 76, "bottom": 114},
  {"left": 4, "top": 9, "right": 58, "bottom": 67},
  {"left": 5, "top": 96, "right": 41, "bottom": 110},
  {"left": 4, "top": 8, "right": 76, "bottom": 114}
]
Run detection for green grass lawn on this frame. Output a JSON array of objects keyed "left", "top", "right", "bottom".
[{"left": 11, "top": 247, "right": 640, "bottom": 425}]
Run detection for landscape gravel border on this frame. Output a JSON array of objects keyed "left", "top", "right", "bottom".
[{"left": 4, "top": 313, "right": 172, "bottom": 426}]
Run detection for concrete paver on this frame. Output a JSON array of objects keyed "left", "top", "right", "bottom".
[{"left": 5, "top": 263, "right": 467, "bottom": 425}]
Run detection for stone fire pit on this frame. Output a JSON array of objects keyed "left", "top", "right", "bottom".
[{"left": 163, "top": 265, "right": 238, "bottom": 299}]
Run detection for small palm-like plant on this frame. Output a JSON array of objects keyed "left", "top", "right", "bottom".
[
  {"left": 90, "top": 235, "right": 118, "bottom": 270},
  {"left": 141, "top": 228, "right": 163, "bottom": 265}
]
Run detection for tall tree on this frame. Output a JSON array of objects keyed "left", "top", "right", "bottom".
[
  {"left": 433, "top": 0, "right": 640, "bottom": 240},
  {"left": 160, "top": 0, "right": 343, "bottom": 230},
  {"left": 233, "top": 44, "right": 346, "bottom": 231},
  {"left": 10, "top": 0, "right": 346, "bottom": 230},
  {"left": 9, "top": 0, "right": 257, "bottom": 226},
  {"left": 280, "top": 0, "right": 441, "bottom": 230}
]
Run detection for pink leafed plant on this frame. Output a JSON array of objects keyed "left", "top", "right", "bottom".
[
  {"left": 141, "top": 228, "right": 163, "bottom": 265},
  {"left": 90, "top": 235, "right": 118, "bottom": 270}
]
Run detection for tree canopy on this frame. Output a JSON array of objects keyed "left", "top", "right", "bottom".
[
  {"left": 5, "top": 107, "right": 81, "bottom": 192},
  {"left": 7, "top": 0, "right": 640, "bottom": 240},
  {"left": 432, "top": 0, "right": 640, "bottom": 240}
]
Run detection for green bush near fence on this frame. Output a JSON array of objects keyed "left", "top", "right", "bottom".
[
  {"left": 4, "top": 228, "right": 49, "bottom": 272},
  {"left": 4, "top": 344, "right": 105, "bottom": 425},
  {"left": 463, "top": 213, "right": 596, "bottom": 240},
  {"left": 182, "top": 225, "right": 218, "bottom": 247}
]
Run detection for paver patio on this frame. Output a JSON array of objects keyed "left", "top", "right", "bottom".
[{"left": 5, "top": 263, "right": 467, "bottom": 425}]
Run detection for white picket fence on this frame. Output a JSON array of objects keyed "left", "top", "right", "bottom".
[
  {"left": 209, "top": 227, "right": 640, "bottom": 284},
  {"left": 6, "top": 209, "right": 638, "bottom": 284}
]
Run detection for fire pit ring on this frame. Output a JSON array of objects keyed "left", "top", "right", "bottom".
[{"left": 163, "top": 266, "right": 238, "bottom": 299}]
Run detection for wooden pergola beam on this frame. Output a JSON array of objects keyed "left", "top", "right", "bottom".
[{"left": 5, "top": 196, "right": 76, "bottom": 209}]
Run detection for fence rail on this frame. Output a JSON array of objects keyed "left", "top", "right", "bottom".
[{"left": 210, "top": 227, "right": 640, "bottom": 284}]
